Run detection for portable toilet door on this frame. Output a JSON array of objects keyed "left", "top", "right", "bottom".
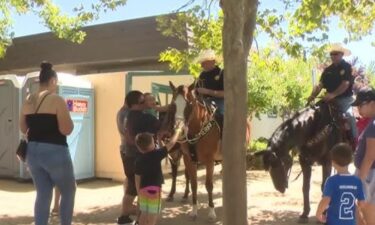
[
  {"left": 23, "top": 72, "right": 95, "bottom": 180},
  {"left": 0, "top": 75, "right": 23, "bottom": 178},
  {"left": 59, "top": 82, "right": 95, "bottom": 180}
]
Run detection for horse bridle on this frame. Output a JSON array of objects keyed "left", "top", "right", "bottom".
[{"left": 172, "top": 91, "right": 218, "bottom": 145}]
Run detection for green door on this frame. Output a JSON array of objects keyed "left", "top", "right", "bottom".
[{"left": 151, "top": 83, "right": 173, "bottom": 106}]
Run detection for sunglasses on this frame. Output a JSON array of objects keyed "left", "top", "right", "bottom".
[{"left": 330, "top": 52, "right": 341, "bottom": 56}]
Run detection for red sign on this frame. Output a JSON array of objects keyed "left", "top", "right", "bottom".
[{"left": 66, "top": 99, "right": 88, "bottom": 113}]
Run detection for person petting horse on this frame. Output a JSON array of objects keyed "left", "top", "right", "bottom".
[
  {"left": 116, "top": 91, "right": 161, "bottom": 225},
  {"left": 194, "top": 49, "right": 224, "bottom": 134},
  {"left": 307, "top": 43, "right": 357, "bottom": 143}
]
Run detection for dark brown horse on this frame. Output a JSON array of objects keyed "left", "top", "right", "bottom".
[
  {"left": 162, "top": 81, "right": 221, "bottom": 221},
  {"left": 255, "top": 100, "right": 350, "bottom": 223}
]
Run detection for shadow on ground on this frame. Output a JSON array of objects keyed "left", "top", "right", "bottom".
[
  {"left": 0, "top": 179, "right": 34, "bottom": 192},
  {"left": 250, "top": 210, "right": 317, "bottom": 225}
]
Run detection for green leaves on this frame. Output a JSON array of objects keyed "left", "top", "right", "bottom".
[
  {"left": 247, "top": 48, "right": 314, "bottom": 119},
  {"left": 157, "top": 8, "right": 223, "bottom": 76},
  {"left": 0, "top": 0, "right": 127, "bottom": 57}
]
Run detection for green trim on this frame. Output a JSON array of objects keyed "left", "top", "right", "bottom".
[
  {"left": 125, "top": 70, "right": 188, "bottom": 94},
  {"left": 151, "top": 82, "right": 173, "bottom": 104}
]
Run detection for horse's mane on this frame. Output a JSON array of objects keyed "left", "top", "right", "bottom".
[
  {"left": 268, "top": 101, "right": 331, "bottom": 155},
  {"left": 161, "top": 103, "right": 177, "bottom": 133}
]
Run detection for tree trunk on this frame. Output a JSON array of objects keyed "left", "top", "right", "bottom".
[{"left": 222, "top": 1, "right": 258, "bottom": 225}]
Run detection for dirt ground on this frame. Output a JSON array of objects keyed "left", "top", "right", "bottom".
[{"left": 0, "top": 164, "right": 325, "bottom": 225}]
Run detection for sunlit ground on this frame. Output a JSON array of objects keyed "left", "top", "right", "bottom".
[{"left": 0, "top": 163, "right": 325, "bottom": 225}]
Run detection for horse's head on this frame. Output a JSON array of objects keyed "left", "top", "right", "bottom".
[
  {"left": 169, "top": 80, "right": 210, "bottom": 128},
  {"left": 169, "top": 81, "right": 194, "bottom": 121},
  {"left": 255, "top": 149, "right": 293, "bottom": 193}
]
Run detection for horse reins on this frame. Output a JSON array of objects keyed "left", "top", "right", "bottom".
[{"left": 177, "top": 119, "right": 219, "bottom": 145}]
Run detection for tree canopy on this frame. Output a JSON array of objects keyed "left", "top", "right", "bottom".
[
  {"left": 156, "top": 0, "right": 375, "bottom": 116},
  {"left": 0, "top": 0, "right": 127, "bottom": 57}
]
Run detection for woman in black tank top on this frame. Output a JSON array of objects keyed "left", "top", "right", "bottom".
[{"left": 19, "top": 62, "right": 76, "bottom": 225}]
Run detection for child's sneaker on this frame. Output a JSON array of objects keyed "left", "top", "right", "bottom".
[{"left": 117, "top": 215, "right": 134, "bottom": 225}]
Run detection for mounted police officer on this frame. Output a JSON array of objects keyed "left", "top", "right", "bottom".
[
  {"left": 194, "top": 49, "right": 224, "bottom": 135},
  {"left": 307, "top": 43, "right": 357, "bottom": 140}
]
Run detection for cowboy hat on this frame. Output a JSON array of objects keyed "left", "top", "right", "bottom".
[
  {"left": 194, "top": 49, "right": 218, "bottom": 63},
  {"left": 327, "top": 43, "right": 351, "bottom": 56}
]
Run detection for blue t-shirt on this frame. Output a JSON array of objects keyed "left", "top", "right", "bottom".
[
  {"left": 323, "top": 174, "right": 365, "bottom": 225},
  {"left": 355, "top": 119, "right": 375, "bottom": 169}
]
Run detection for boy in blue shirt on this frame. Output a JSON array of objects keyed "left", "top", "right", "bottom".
[{"left": 316, "top": 143, "right": 366, "bottom": 225}]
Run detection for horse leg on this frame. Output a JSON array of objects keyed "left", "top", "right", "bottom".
[
  {"left": 321, "top": 160, "right": 332, "bottom": 191},
  {"left": 298, "top": 155, "right": 312, "bottom": 224},
  {"left": 206, "top": 161, "right": 216, "bottom": 222},
  {"left": 182, "top": 151, "right": 198, "bottom": 219},
  {"left": 166, "top": 158, "right": 178, "bottom": 202},
  {"left": 182, "top": 167, "right": 190, "bottom": 202},
  {"left": 189, "top": 163, "right": 198, "bottom": 219}
]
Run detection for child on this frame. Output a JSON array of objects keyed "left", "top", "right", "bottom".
[
  {"left": 316, "top": 143, "right": 366, "bottom": 225},
  {"left": 134, "top": 121, "right": 184, "bottom": 225}
]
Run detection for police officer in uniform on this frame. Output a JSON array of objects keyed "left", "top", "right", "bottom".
[
  {"left": 195, "top": 49, "right": 224, "bottom": 134},
  {"left": 308, "top": 43, "right": 357, "bottom": 139}
]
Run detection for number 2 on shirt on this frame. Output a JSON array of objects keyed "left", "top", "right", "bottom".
[{"left": 339, "top": 192, "right": 355, "bottom": 220}]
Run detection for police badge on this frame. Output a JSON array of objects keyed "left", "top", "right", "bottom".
[{"left": 340, "top": 69, "right": 345, "bottom": 75}]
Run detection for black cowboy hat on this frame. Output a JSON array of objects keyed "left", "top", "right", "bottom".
[{"left": 352, "top": 89, "right": 375, "bottom": 106}]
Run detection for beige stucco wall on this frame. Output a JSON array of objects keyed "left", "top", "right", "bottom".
[{"left": 81, "top": 72, "right": 126, "bottom": 181}]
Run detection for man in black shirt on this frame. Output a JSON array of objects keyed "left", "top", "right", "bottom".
[
  {"left": 308, "top": 43, "right": 357, "bottom": 138},
  {"left": 195, "top": 49, "right": 224, "bottom": 135},
  {"left": 116, "top": 90, "right": 160, "bottom": 225}
]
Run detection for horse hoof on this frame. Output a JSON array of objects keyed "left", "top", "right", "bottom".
[
  {"left": 166, "top": 196, "right": 174, "bottom": 202},
  {"left": 180, "top": 197, "right": 188, "bottom": 203},
  {"left": 208, "top": 216, "right": 216, "bottom": 223},
  {"left": 189, "top": 214, "right": 198, "bottom": 221},
  {"left": 189, "top": 213, "right": 197, "bottom": 220},
  {"left": 189, "top": 205, "right": 198, "bottom": 220},
  {"left": 297, "top": 216, "right": 309, "bottom": 224},
  {"left": 208, "top": 207, "right": 216, "bottom": 222}
]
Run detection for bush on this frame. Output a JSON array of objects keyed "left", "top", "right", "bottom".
[{"left": 246, "top": 137, "right": 268, "bottom": 170}]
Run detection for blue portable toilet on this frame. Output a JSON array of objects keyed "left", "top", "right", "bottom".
[
  {"left": 0, "top": 75, "right": 26, "bottom": 178},
  {"left": 22, "top": 72, "right": 95, "bottom": 180}
]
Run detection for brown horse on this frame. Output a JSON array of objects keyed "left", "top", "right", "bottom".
[{"left": 165, "top": 81, "right": 220, "bottom": 221}]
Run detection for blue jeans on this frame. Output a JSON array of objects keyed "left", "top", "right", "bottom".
[
  {"left": 204, "top": 97, "right": 224, "bottom": 115},
  {"left": 26, "top": 142, "right": 76, "bottom": 225},
  {"left": 335, "top": 96, "right": 357, "bottom": 138}
]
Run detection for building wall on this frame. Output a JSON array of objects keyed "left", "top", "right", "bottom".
[
  {"left": 250, "top": 114, "right": 283, "bottom": 140},
  {"left": 81, "top": 72, "right": 126, "bottom": 181}
]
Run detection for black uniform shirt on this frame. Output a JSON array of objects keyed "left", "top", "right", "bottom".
[
  {"left": 320, "top": 60, "right": 353, "bottom": 98},
  {"left": 198, "top": 66, "right": 224, "bottom": 92}
]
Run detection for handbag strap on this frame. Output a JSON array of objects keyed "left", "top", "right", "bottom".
[{"left": 35, "top": 92, "right": 51, "bottom": 114}]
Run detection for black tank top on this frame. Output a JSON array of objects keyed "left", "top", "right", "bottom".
[{"left": 26, "top": 113, "right": 67, "bottom": 146}]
